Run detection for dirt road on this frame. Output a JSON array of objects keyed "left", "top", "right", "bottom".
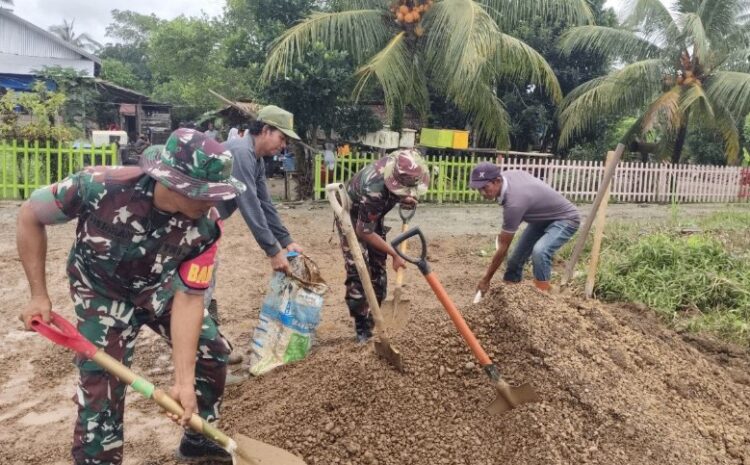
[{"left": 1, "top": 201, "right": 748, "bottom": 464}]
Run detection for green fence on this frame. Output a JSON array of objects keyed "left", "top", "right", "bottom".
[
  {"left": 313, "top": 152, "right": 497, "bottom": 203},
  {"left": 0, "top": 140, "right": 118, "bottom": 199}
]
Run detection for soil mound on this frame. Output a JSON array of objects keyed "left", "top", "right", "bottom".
[{"left": 222, "top": 285, "right": 750, "bottom": 465}]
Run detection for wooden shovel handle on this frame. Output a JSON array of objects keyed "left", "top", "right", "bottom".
[
  {"left": 395, "top": 222, "right": 408, "bottom": 287},
  {"left": 326, "top": 184, "right": 390, "bottom": 342},
  {"left": 33, "top": 313, "right": 238, "bottom": 456},
  {"left": 423, "top": 273, "right": 492, "bottom": 366}
]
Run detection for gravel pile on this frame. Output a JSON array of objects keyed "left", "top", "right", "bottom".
[{"left": 222, "top": 285, "right": 750, "bottom": 465}]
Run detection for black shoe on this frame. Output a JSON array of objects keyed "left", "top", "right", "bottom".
[
  {"left": 207, "top": 298, "right": 220, "bottom": 325},
  {"left": 354, "top": 313, "right": 374, "bottom": 343},
  {"left": 175, "top": 431, "right": 232, "bottom": 463}
]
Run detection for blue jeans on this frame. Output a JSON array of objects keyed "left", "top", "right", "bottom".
[{"left": 503, "top": 220, "right": 579, "bottom": 282}]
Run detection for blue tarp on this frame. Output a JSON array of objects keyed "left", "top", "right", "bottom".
[{"left": 0, "top": 74, "right": 56, "bottom": 92}]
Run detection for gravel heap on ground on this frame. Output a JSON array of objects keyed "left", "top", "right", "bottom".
[{"left": 223, "top": 285, "right": 750, "bottom": 465}]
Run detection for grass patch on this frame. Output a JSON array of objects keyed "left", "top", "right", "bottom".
[{"left": 592, "top": 225, "right": 750, "bottom": 345}]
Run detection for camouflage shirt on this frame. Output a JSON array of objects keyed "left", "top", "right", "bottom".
[
  {"left": 346, "top": 158, "right": 399, "bottom": 233},
  {"left": 29, "top": 166, "right": 220, "bottom": 316}
]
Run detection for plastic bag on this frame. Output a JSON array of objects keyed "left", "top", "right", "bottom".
[{"left": 248, "top": 252, "right": 328, "bottom": 376}]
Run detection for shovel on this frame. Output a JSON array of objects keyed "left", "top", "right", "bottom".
[
  {"left": 381, "top": 204, "right": 416, "bottom": 332},
  {"left": 326, "top": 183, "right": 404, "bottom": 371},
  {"left": 391, "top": 227, "right": 540, "bottom": 414},
  {"left": 30, "top": 311, "right": 306, "bottom": 465}
]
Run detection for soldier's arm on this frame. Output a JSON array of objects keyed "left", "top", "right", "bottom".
[
  {"left": 17, "top": 173, "right": 89, "bottom": 330},
  {"left": 168, "top": 289, "right": 203, "bottom": 425},
  {"left": 17, "top": 202, "right": 52, "bottom": 329}
]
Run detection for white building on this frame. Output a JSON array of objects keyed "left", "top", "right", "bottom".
[{"left": 0, "top": 8, "right": 100, "bottom": 90}]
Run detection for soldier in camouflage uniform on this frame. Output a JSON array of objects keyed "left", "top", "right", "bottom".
[
  {"left": 337, "top": 149, "right": 430, "bottom": 342},
  {"left": 17, "top": 128, "right": 246, "bottom": 465}
]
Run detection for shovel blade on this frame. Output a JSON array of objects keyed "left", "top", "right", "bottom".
[
  {"left": 234, "top": 434, "right": 307, "bottom": 465},
  {"left": 486, "top": 382, "right": 540, "bottom": 415},
  {"left": 374, "top": 340, "right": 404, "bottom": 372},
  {"left": 381, "top": 294, "right": 411, "bottom": 333}
]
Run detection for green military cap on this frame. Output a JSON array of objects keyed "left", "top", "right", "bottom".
[{"left": 257, "top": 105, "right": 301, "bottom": 141}]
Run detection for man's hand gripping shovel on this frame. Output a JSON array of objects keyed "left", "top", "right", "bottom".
[
  {"left": 326, "top": 183, "right": 404, "bottom": 371},
  {"left": 30, "top": 312, "right": 306, "bottom": 465},
  {"left": 391, "top": 227, "right": 540, "bottom": 414}
]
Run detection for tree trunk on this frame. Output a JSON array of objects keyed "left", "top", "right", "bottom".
[
  {"left": 672, "top": 115, "right": 690, "bottom": 164},
  {"left": 629, "top": 140, "right": 659, "bottom": 162}
]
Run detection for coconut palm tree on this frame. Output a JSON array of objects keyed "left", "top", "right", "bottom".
[
  {"left": 49, "top": 19, "right": 102, "bottom": 53},
  {"left": 558, "top": 0, "right": 750, "bottom": 164},
  {"left": 262, "top": 0, "right": 593, "bottom": 148}
]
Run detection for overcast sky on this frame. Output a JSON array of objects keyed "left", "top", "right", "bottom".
[
  {"left": 9, "top": 0, "right": 628, "bottom": 45},
  {"left": 8, "top": 0, "right": 225, "bottom": 44}
]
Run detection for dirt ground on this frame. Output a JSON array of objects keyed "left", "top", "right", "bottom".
[{"left": 1, "top": 200, "right": 749, "bottom": 465}]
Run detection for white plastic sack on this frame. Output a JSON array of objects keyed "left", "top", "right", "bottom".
[{"left": 248, "top": 253, "right": 328, "bottom": 376}]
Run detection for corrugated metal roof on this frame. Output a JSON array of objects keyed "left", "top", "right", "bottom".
[{"left": 0, "top": 9, "right": 100, "bottom": 64}]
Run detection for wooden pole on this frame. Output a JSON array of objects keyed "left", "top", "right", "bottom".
[
  {"left": 584, "top": 151, "right": 615, "bottom": 298},
  {"left": 561, "top": 143, "right": 625, "bottom": 285}
]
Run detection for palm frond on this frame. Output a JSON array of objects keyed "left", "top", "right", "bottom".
[
  {"left": 478, "top": 0, "right": 593, "bottom": 29},
  {"left": 704, "top": 71, "right": 750, "bottom": 119},
  {"left": 559, "top": 26, "right": 662, "bottom": 61},
  {"left": 493, "top": 32, "right": 561, "bottom": 102},
  {"left": 690, "top": 98, "right": 741, "bottom": 163},
  {"left": 446, "top": 78, "right": 512, "bottom": 149},
  {"left": 262, "top": 10, "right": 393, "bottom": 80},
  {"left": 697, "top": 0, "right": 744, "bottom": 40},
  {"left": 354, "top": 32, "right": 429, "bottom": 118},
  {"left": 642, "top": 85, "right": 681, "bottom": 134},
  {"left": 557, "top": 59, "right": 666, "bottom": 148},
  {"left": 680, "top": 13, "right": 709, "bottom": 63},
  {"left": 331, "top": 0, "right": 390, "bottom": 10},
  {"left": 679, "top": 82, "right": 712, "bottom": 116},
  {"left": 719, "top": 48, "right": 750, "bottom": 72},
  {"left": 423, "top": 0, "right": 499, "bottom": 80},
  {"left": 622, "top": 0, "right": 679, "bottom": 38},
  {"left": 709, "top": 104, "right": 741, "bottom": 164}
]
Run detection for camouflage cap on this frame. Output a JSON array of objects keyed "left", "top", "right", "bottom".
[
  {"left": 257, "top": 105, "right": 301, "bottom": 141},
  {"left": 375, "top": 149, "right": 430, "bottom": 197},
  {"left": 140, "top": 128, "right": 246, "bottom": 201}
]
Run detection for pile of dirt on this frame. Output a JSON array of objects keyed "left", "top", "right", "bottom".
[{"left": 222, "top": 285, "right": 750, "bottom": 465}]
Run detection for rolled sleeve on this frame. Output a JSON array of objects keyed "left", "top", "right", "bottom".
[{"left": 29, "top": 173, "right": 87, "bottom": 225}]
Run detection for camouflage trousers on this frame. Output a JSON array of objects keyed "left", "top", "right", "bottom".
[
  {"left": 335, "top": 213, "right": 388, "bottom": 318},
  {"left": 69, "top": 280, "right": 230, "bottom": 465}
]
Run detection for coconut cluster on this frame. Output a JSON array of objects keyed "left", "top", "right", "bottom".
[{"left": 391, "top": 0, "right": 433, "bottom": 35}]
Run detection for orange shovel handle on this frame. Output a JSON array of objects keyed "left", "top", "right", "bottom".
[{"left": 424, "top": 272, "right": 492, "bottom": 366}]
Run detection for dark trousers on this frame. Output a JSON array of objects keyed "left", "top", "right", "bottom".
[
  {"left": 335, "top": 212, "right": 388, "bottom": 318},
  {"left": 70, "top": 281, "right": 230, "bottom": 465}
]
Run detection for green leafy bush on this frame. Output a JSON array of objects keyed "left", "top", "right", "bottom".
[{"left": 595, "top": 232, "right": 750, "bottom": 343}]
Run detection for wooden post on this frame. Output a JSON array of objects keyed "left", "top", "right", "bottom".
[
  {"left": 584, "top": 151, "right": 615, "bottom": 298},
  {"left": 561, "top": 143, "right": 625, "bottom": 285}
]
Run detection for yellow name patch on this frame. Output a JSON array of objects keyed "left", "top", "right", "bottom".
[{"left": 186, "top": 264, "right": 214, "bottom": 285}]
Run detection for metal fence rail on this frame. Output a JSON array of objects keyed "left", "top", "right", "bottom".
[{"left": 0, "top": 140, "right": 118, "bottom": 199}]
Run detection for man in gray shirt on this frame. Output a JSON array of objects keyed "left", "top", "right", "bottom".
[
  {"left": 469, "top": 162, "right": 579, "bottom": 293},
  {"left": 206, "top": 106, "right": 303, "bottom": 375},
  {"left": 219, "top": 105, "right": 303, "bottom": 272}
]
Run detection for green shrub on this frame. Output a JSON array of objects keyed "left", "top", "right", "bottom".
[{"left": 595, "top": 232, "right": 750, "bottom": 343}]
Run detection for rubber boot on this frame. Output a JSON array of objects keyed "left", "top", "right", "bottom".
[
  {"left": 176, "top": 431, "right": 232, "bottom": 463},
  {"left": 225, "top": 367, "right": 250, "bottom": 386},
  {"left": 533, "top": 279, "right": 551, "bottom": 292},
  {"left": 354, "top": 313, "right": 374, "bottom": 344},
  {"left": 227, "top": 352, "right": 244, "bottom": 365}
]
